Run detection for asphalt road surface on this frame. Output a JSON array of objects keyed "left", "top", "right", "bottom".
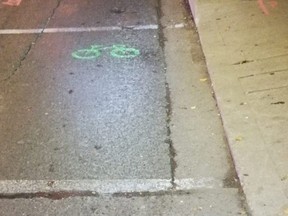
[{"left": 0, "top": 0, "right": 170, "bottom": 180}]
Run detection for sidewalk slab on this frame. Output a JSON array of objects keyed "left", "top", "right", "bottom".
[{"left": 189, "top": 0, "right": 288, "bottom": 215}]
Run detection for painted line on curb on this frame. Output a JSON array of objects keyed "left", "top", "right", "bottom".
[
  {"left": 165, "top": 23, "right": 186, "bottom": 29},
  {"left": 174, "top": 178, "right": 222, "bottom": 190},
  {"left": 0, "top": 178, "right": 222, "bottom": 195}
]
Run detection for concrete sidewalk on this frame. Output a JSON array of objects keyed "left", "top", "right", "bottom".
[{"left": 188, "top": 0, "right": 288, "bottom": 215}]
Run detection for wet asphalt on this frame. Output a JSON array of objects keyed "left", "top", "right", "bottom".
[{"left": 0, "top": 0, "right": 171, "bottom": 179}]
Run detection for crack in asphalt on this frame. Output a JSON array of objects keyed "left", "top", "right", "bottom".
[
  {"left": 156, "top": 0, "right": 178, "bottom": 188},
  {"left": 1, "top": 0, "right": 62, "bottom": 82}
]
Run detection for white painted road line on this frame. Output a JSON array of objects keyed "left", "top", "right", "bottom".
[
  {"left": 0, "top": 25, "right": 159, "bottom": 35},
  {"left": 175, "top": 178, "right": 223, "bottom": 190},
  {"left": 0, "top": 178, "right": 222, "bottom": 195},
  {"left": 165, "top": 23, "right": 186, "bottom": 29},
  {"left": 0, "top": 29, "right": 43, "bottom": 34},
  {"left": 0, "top": 23, "right": 186, "bottom": 35},
  {"left": 129, "top": 24, "right": 159, "bottom": 30},
  {"left": 0, "top": 179, "right": 171, "bottom": 194}
]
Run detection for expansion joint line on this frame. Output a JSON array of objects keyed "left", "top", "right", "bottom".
[
  {"left": 155, "top": 0, "right": 177, "bottom": 188},
  {"left": 165, "top": 85, "right": 177, "bottom": 189},
  {"left": 0, "top": 179, "right": 222, "bottom": 200}
]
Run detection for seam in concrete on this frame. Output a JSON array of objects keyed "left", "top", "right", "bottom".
[
  {"left": 238, "top": 68, "right": 288, "bottom": 79},
  {"left": 165, "top": 83, "right": 177, "bottom": 188},
  {"left": 156, "top": 0, "right": 177, "bottom": 188},
  {"left": 246, "top": 85, "right": 288, "bottom": 94}
]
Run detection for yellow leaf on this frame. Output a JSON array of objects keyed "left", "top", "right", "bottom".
[
  {"left": 235, "top": 136, "right": 243, "bottom": 141},
  {"left": 281, "top": 175, "right": 288, "bottom": 181}
]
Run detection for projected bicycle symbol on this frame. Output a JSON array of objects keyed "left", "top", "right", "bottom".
[{"left": 72, "top": 44, "right": 140, "bottom": 60}]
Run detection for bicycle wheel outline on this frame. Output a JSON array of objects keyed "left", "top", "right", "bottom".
[
  {"left": 110, "top": 46, "right": 140, "bottom": 58},
  {"left": 71, "top": 48, "right": 101, "bottom": 60}
]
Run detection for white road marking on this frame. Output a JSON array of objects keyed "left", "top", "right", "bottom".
[
  {"left": 0, "top": 178, "right": 222, "bottom": 195},
  {"left": 0, "top": 25, "right": 159, "bottom": 35},
  {"left": 0, "top": 23, "right": 186, "bottom": 35},
  {"left": 165, "top": 23, "right": 186, "bottom": 29},
  {"left": 0, "top": 29, "right": 43, "bottom": 34},
  {"left": 175, "top": 178, "right": 223, "bottom": 190},
  {"left": 128, "top": 24, "right": 159, "bottom": 30}
]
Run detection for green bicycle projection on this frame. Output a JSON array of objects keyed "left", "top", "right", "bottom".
[{"left": 72, "top": 44, "right": 140, "bottom": 60}]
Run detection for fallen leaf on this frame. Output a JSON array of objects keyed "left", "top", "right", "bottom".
[
  {"left": 281, "top": 175, "right": 288, "bottom": 181},
  {"left": 235, "top": 136, "right": 243, "bottom": 141},
  {"left": 200, "top": 78, "right": 208, "bottom": 82}
]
